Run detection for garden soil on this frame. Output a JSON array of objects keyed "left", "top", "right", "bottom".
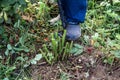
[{"left": 31, "top": 46, "right": 120, "bottom": 80}]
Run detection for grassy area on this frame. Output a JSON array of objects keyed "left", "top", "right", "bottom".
[{"left": 0, "top": 0, "right": 120, "bottom": 79}]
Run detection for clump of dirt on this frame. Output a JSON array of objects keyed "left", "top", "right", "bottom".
[{"left": 30, "top": 49, "right": 120, "bottom": 80}]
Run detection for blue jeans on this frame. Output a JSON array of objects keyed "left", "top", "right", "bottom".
[{"left": 61, "top": 0, "right": 87, "bottom": 23}]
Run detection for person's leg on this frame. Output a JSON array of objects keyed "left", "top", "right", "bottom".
[
  {"left": 59, "top": 0, "right": 87, "bottom": 40},
  {"left": 63, "top": 0, "right": 87, "bottom": 23}
]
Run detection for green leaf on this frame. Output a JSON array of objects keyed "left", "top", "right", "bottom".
[
  {"left": 5, "top": 49, "right": 9, "bottom": 56},
  {"left": 84, "top": 35, "right": 89, "bottom": 43},
  {"left": 24, "top": 63, "right": 30, "bottom": 68},
  {"left": 30, "top": 59, "right": 37, "bottom": 64},
  {"left": 107, "top": 38, "right": 115, "bottom": 47},
  {"left": 34, "top": 54, "right": 42, "bottom": 61},
  {"left": 60, "top": 72, "right": 69, "bottom": 80},
  {"left": 0, "top": 56, "right": 2, "bottom": 59},
  {"left": 7, "top": 44, "right": 12, "bottom": 50},
  {"left": 47, "top": 53, "right": 54, "bottom": 62},
  {"left": 4, "top": 12, "right": 8, "bottom": 21},
  {"left": 19, "top": 0, "right": 26, "bottom": 5},
  {"left": 92, "top": 33, "right": 99, "bottom": 40},
  {"left": 111, "top": 50, "right": 120, "bottom": 58},
  {"left": 3, "top": 78, "right": 9, "bottom": 80},
  {"left": 70, "top": 47, "right": 78, "bottom": 54},
  {"left": 14, "top": 20, "right": 20, "bottom": 28},
  {"left": 6, "top": 66, "right": 16, "bottom": 73},
  {"left": 74, "top": 44, "right": 83, "bottom": 49},
  {"left": 70, "top": 44, "right": 83, "bottom": 55},
  {"left": 0, "top": 12, "right": 3, "bottom": 18},
  {"left": 16, "top": 57, "right": 25, "bottom": 61},
  {"left": 76, "top": 49, "right": 84, "bottom": 55},
  {"left": 104, "top": 56, "right": 114, "bottom": 65},
  {"left": 13, "top": 47, "right": 29, "bottom": 52},
  {"left": 14, "top": 3, "right": 20, "bottom": 11},
  {"left": 116, "top": 34, "right": 120, "bottom": 40}
]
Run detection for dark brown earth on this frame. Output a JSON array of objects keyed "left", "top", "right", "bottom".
[{"left": 30, "top": 48, "right": 120, "bottom": 80}]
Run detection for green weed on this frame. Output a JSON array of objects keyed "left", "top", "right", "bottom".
[{"left": 40, "top": 30, "right": 73, "bottom": 64}]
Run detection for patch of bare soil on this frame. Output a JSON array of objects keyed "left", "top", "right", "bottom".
[{"left": 30, "top": 49, "right": 120, "bottom": 80}]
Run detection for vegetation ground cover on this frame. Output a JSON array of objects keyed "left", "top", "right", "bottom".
[{"left": 0, "top": 0, "right": 120, "bottom": 80}]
